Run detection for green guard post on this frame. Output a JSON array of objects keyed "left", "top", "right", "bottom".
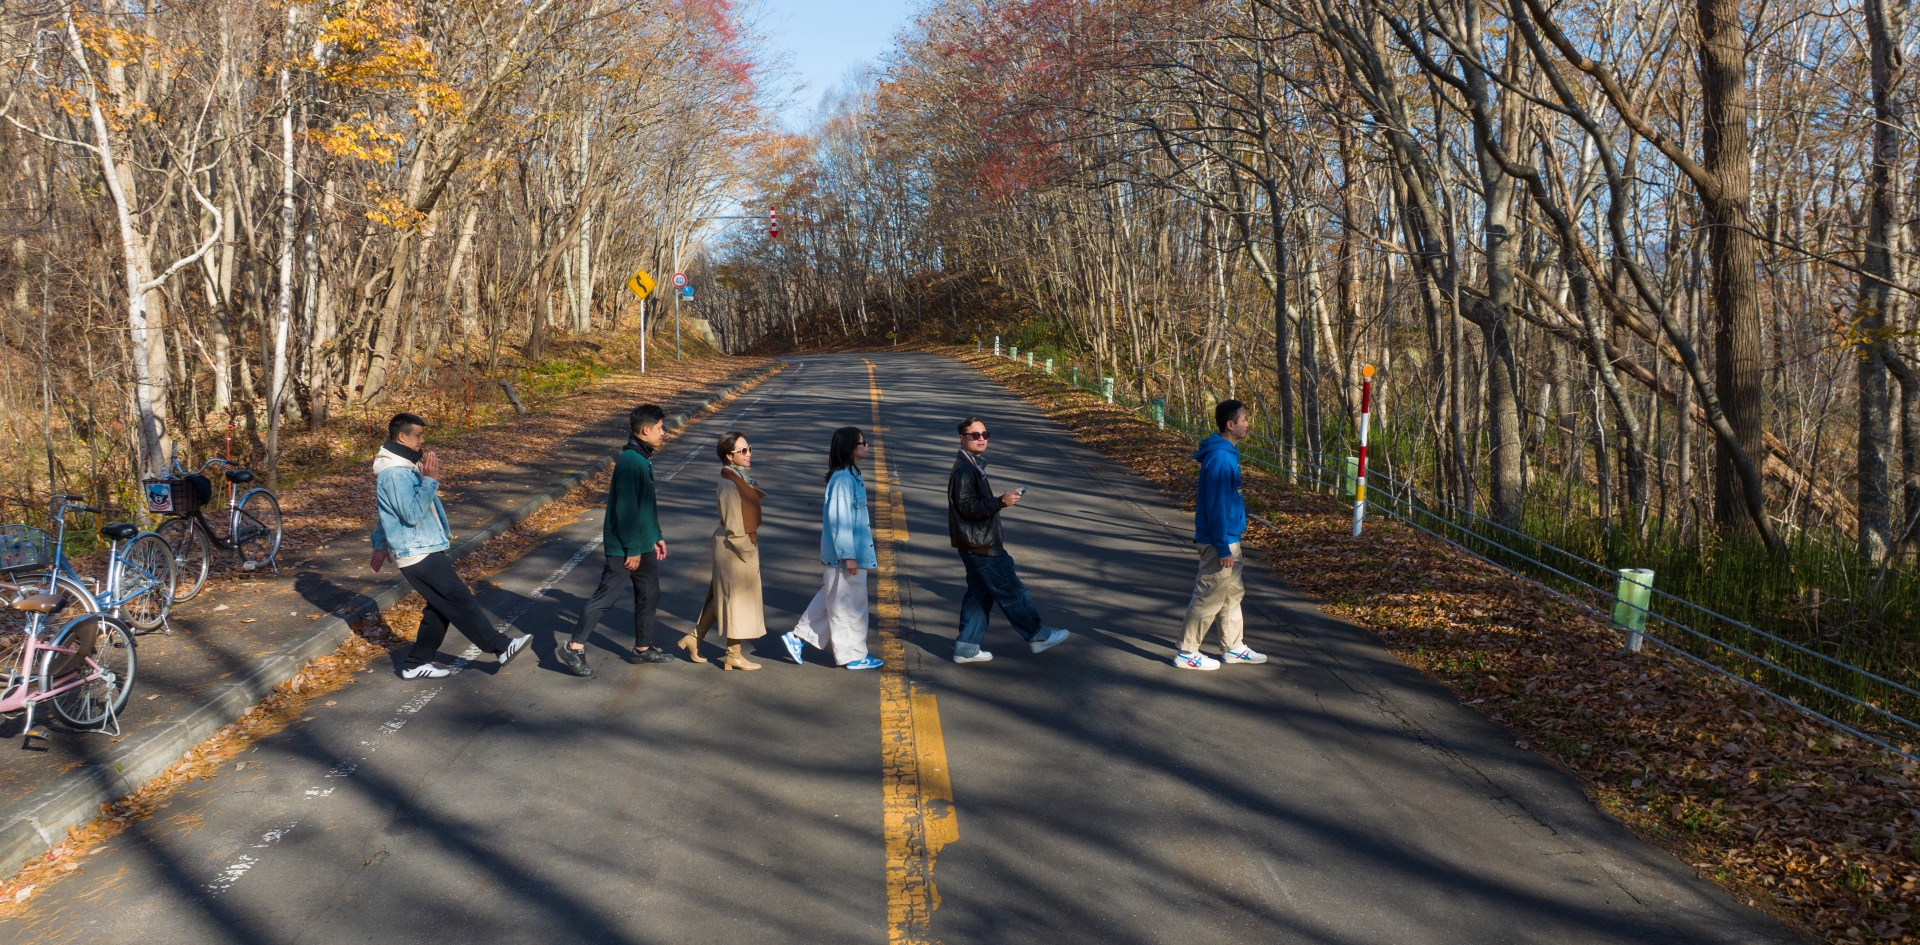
[
  {"left": 1342, "top": 456, "right": 1358, "bottom": 498},
  {"left": 1010, "top": 345, "right": 1018, "bottom": 360},
  {"left": 1611, "top": 569, "right": 1656, "bottom": 653},
  {"left": 1045, "top": 358, "right": 1054, "bottom": 375},
  {"left": 1070, "top": 365, "right": 1080, "bottom": 387},
  {"left": 1151, "top": 397, "right": 1165, "bottom": 429},
  {"left": 1027, "top": 351, "right": 1034, "bottom": 367},
  {"left": 1102, "top": 377, "right": 1115, "bottom": 403}
]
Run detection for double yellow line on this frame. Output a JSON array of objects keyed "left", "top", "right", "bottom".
[{"left": 864, "top": 359, "right": 957, "bottom": 944}]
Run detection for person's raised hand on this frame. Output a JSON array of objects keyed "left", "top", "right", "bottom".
[
  {"left": 419, "top": 451, "right": 442, "bottom": 480},
  {"left": 1000, "top": 490, "right": 1023, "bottom": 507}
]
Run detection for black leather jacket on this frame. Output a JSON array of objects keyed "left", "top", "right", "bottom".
[{"left": 947, "top": 449, "right": 1005, "bottom": 555}]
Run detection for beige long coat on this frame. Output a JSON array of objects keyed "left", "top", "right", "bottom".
[{"left": 696, "top": 467, "right": 768, "bottom": 640}]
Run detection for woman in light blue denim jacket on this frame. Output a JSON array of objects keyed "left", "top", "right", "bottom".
[{"left": 782, "top": 426, "right": 882, "bottom": 669}]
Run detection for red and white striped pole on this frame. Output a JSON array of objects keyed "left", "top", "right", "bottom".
[{"left": 1352, "top": 363, "right": 1375, "bottom": 536}]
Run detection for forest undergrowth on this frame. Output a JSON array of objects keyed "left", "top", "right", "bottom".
[{"left": 952, "top": 346, "right": 1919, "bottom": 944}]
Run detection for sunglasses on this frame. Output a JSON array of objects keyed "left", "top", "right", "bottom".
[
  {"left": 731, "top": 446, "right": 752, "bottom": 454},
  {"left": 963, "top": 431, "right": 991, "bottom": 441}
]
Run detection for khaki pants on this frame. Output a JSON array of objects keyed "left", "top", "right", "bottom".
[{"left": 1178, "top": 542, "right": 1244, "bottom": 654}]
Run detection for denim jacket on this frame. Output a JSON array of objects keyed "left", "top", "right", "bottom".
[
  {"left": 370, "top": 446, "right": 452, "bottom": 558},
  {"left": 820, "top": 467, "right": 878, "bottom": 569}
]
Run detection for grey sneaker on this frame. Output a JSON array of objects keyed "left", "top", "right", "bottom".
[
  {"left": 1221, "top": 645, "right": 1268, "bottom": 664},
  {"left": 954, "top": 650, "right": 994, "bottom": 664},
  {"left": 1029, "top": 628, "right": 1070, "bottom": 654},
  {"left": 401, "top": 663, "right": 451, "bottom": 679},
  {"left": 497, "top": 634, "right": 531, "bottom": 667}
]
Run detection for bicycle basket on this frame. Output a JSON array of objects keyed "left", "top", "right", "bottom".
[
  {"left": 143, "top": 477, "right": 204, "bottom": 515},
  {"left": 0, "top": 525, "right": 52, "bottom": 574}
]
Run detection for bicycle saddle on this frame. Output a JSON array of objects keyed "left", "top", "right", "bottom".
[
  {"left": 225, "top": 469, "right": 255, "bottom": 484},
  {"left": 99, "top": 523, "right": 139, "bottom": 541},
  {"left": 11, "top": 593, "right": 62, "bottom": 613}
]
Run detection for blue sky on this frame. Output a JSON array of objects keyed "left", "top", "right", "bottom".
[{"left": 757, "top": 0, "right": 918, "bottom": 130}]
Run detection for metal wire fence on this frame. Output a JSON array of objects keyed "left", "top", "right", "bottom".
[{"left": 998, "top": 347, "right": 1920, "bottom": 763}]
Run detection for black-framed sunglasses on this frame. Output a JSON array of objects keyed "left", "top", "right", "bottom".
[{"left": 963, "top": 431, "right": 991, "bottom": 441}]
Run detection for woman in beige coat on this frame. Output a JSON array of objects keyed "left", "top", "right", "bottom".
[{"left": 692, "top": 431, "right": 768, "bottom": 670}]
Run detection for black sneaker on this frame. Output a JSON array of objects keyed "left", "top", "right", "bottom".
[
  {"left": 630, "top": 646, "right": 674, "bottom": 664},
  {"left": 557, "top": 644, "right": 593, "bottom": 677}
]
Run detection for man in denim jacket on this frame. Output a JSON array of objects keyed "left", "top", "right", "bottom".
[{"left": 371, "top": 412, "right": 529, "bottom": 678}]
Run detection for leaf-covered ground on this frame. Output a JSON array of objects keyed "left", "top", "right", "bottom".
[{"left": 957, "top": 348, "right": 1914, "bottom": 944}]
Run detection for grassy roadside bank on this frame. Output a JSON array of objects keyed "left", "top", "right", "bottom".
[
  {"left": 0, "top": 356, "right": 776, "bottom": 912},
  {"left": 945, "top": 346, "right": 1913, "bottom": 945}
]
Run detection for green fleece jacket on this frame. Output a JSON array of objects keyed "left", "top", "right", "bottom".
[{"left": 604, "top": 441, "right": 663, "bottom": 557}]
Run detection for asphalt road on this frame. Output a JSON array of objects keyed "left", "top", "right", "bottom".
[{"left": 0, "top": 353, "right": 1797, "bottom": 944}]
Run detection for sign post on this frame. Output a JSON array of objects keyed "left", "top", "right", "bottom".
[
  {"left": 671, "top": 271, "right": 688, "bottom": 361},
  {"left": 626, "top": 269, "right": 657, "bottom": 373},
  {"left": 1352, "top": 364, "right": 1375, "bottom": 536}
]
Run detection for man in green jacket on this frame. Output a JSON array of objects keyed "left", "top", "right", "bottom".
[{"left": 560, "top": 404, "right": 673, "bottom": 676}]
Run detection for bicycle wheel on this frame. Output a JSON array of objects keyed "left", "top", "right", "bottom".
[
  {"left": 235, "top": 489, "right": 282, "bottom": 571},
  {"left": 0, "top": 573, "right": 99, "bottom": 666},
  {"left": 0, "top": 612, "right": 32, "bottom": 707},
  {"left": 116, "top": 533, "right": 176, "bottom": 631},
  {"left": 156, "top": 517, "right": 211, "bottom": 602},
  {"left": 40, "top": 613, "right": 135, "bottom": 729}
]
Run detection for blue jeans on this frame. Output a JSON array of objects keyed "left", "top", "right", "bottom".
[{"left": 955, "top": 551, "right": 1044, "bottom": 657}]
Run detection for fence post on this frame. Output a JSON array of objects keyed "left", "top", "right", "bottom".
[
  {"left": 1612, "top": 569, "right": 1656, "bottom": 652},
  {"left": 1045, "top": 358, "right": 1053, "bottom": 375},
  {"left": 1010, "top": 344, "right": 1018, "bottom": 360},
  {"left": 1070, "top": 365, "right": 1079, "bottom": 387},
  {"left": 1102, "top": 377, "right": 1115, "bottom": 403},
  {"left": 994, "top": 336, "right": 1001, "bottom": 357},
  {"left": 976, "top": 339, "right": 981, "bottom": 353},
  {"left": 1027, "top": 351, "right": 1034, "bottom": 367},
  {"left": 1352, "top": 364, "right": 1375, "bottom": 536},
  {"left": 1151, "top": 397, "right": 1165, "bottom": 429},
  {"left": 1342, "top": 456, "right": 1358, "bottom": 498}
]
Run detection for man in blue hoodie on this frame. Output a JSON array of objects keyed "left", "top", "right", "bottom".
[{"left": 1176, "top": 399, "right": 1269, "bottom": 670}]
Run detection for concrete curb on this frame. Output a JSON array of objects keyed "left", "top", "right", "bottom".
[{"left": 0, "top": 361, "right": 783, "bottom": 876}]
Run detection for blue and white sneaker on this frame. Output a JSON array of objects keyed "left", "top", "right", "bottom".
[
  {"left": 1221, "top": 646, "right": 1268, "bottom": 665},
  {"left": 1173, "top": 651, "right": 1221, "bottom": 671},
  {"left": 1029, "top": 628, "right": 1071, "bottom": 654},
  {"left": 781, "top": 632, "right": 806, "bottom": 665},
  {"left": 954, "top": 650, "right": 993, "bottom": 664},
  {"left": 844, "top": 656, "right": 883, "bottom": 670}
]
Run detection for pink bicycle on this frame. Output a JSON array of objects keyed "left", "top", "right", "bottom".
[{"left": 0, "top": 586, "right": 135, "bottom": 741}]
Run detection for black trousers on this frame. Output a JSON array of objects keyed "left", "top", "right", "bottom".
[
  {"left": 400, "top": 552, "right": 510, "bottom": 668},
  {"left": 570, "top": 552, "right": 660, "bottom": 649}
]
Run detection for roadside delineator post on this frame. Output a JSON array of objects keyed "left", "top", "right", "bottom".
[
  {"left": 1612, "top": 569, "right": 1656, "bottom": 653},
  {"left": 1102, "top": 377, "right": 1115, "bottom": 403},
  {"left": 1151, "top": 397, "right": 1165, "bottom": 429},
  {"left": 976, "top": 339, "right": 981, "bottom": 353},
  {"left": 994, "top": 336, "right": 1001, "bottom": 357},
  {"left": 1010, "top": 344, "right": 1018, "bottom": 360},
  {"left": 1342, "top": 456, "right": 1358, "bottom": 499},
  {"left": 1027, "top": 351, "right": 1034, "bottom": 367},
  {"left": 1070, "top": 365, "right": 1079, "bottom": 387},
  {"left": 1352, "top": 364, "right": 1375, "bottom": 536},
  {"left": 1045, "top": 358, "right": 1054, "bottom": 375}
]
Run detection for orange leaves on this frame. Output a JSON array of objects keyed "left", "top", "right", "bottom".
[{"left": 316, "top": 115, "right": 406, "bottom": 163}]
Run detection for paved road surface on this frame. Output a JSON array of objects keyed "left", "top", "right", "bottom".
[{"left": 0, "top": 354, "right": 1796, "bottom": 944}]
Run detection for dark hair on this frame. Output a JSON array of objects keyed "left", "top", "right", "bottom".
[
  {"left": 388, "top": 412, "right": 427, "bottom": 439},
  {"left": 956, "top": 417, "right": 985, "bottom": 435},
  {"left": 827, "top": 426, "right": 864, "bottom": 481},
  {"left": 629, "top": 404, "right": 666, "bottom": 435},
  {"left": 1214, "top": 399, "right": 1246, "bottom": 432},
  {"left": 716, "top": 431, "right": 747, "bottom": 463}
]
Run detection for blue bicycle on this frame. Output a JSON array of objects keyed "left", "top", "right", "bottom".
[{"left": 33, "top": 496, "right": 176, "bottom": 633}]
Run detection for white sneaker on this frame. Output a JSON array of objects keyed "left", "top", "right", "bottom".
[
  {"left": 1221, "top": 646, "right": 1268, "bottom": 665},
  {"left": 1029, "top": 628, "right": 1070, "bottom": 654},
  {"left": 1173, "top": 651, "right": 1221, "bottom": 671},
  {"left": 497, "top": 634, "right": 531, "bottom": 667},
  {"left": 954, "top": 650, "right": 993, "bottom": 664},
  {"left": 401, "top": 663, "right": 451, "bottom": 679}
]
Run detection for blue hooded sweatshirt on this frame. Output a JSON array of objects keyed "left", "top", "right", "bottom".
[{"left": 1193, "top": 433, "right": 1245, "bottom": 558}]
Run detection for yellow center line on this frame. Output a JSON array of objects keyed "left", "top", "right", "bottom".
[{"left": 866, "top": 358, "right": 956, "bottom": 944}]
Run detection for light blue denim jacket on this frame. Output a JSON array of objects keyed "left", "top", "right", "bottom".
[
  {"left": 820, "top": 467, "right": 878, "bottom": 569},
  {"left": 370, "top": 447, "right": 452, "bottom": 558}
]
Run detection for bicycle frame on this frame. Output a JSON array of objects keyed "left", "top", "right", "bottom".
[
  {"left": 0, "top": 616, "right": 114, "bottom": 738},
  {"left": 166, "top": 459, "right": 253, "bottom": 552},
  {"left": 45, "top": 500, "right": 155, "bottom": 617}
]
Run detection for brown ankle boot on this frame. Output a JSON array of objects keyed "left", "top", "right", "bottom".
[
  {"left": 677, "top": 633, "right": 708, "bottom": 663},
  {"left": 723, "top": 642, "right": 761, "bottom": 671}
]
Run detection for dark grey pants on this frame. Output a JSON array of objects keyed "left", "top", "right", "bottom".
[
  {"left": 570, "top": 552, "right": 660, "bottom": 649},
  {"left": 400, "top": 552, "right": 510, "bottom": 668}
]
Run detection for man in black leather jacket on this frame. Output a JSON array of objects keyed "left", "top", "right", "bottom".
[{"left": 947, "top": 417, "right": 1071, "bottom": 663}]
